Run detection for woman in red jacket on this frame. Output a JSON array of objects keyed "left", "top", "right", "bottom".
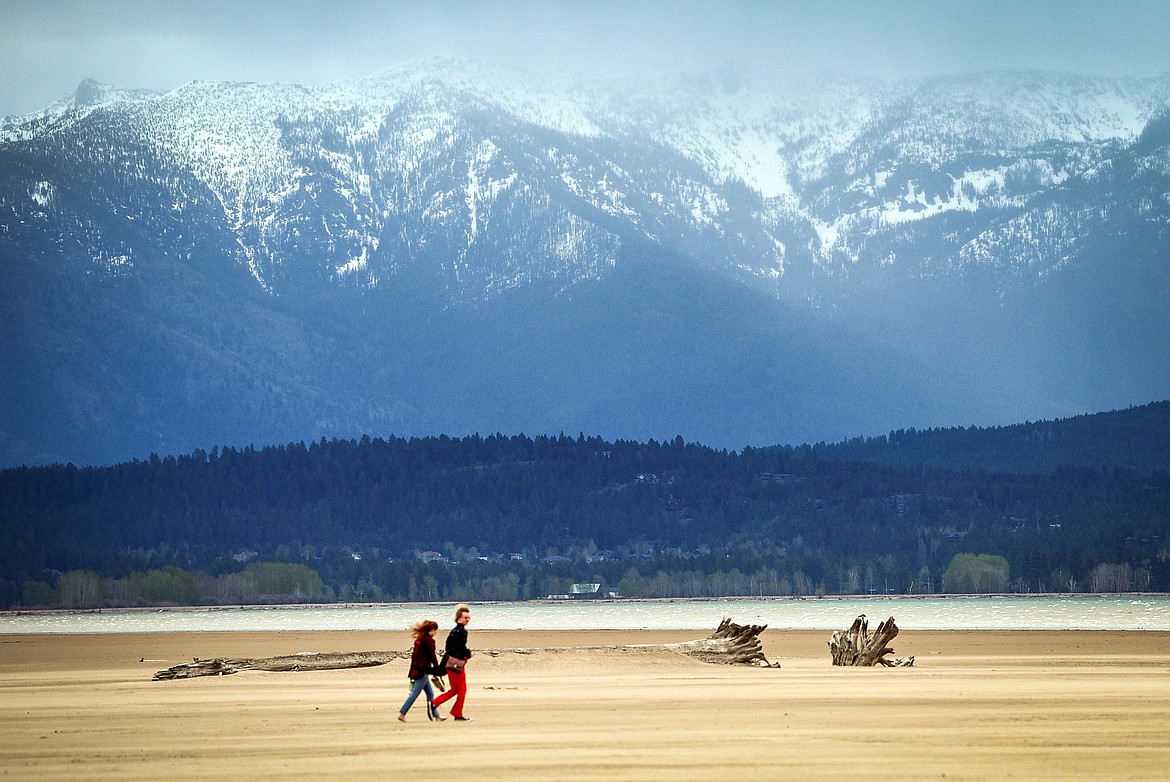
[{"left": 398, "top": 619, "right": 445, "bottom": 721}]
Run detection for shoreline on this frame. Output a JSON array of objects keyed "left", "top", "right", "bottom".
[
  {"left": 4, "top": 594, "right": 1167, "bottom": 636},
  {"left": 5, "top": 589, "right": 1166, "bottom": 617}
]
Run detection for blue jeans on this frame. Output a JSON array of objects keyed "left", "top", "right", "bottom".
[{"left": 398, "top": 676, "right": 436, "bottom": 716}]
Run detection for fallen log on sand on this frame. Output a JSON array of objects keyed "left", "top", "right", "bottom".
[
  {"left": 153, "top": 618, "right": 778, "bottom": 680},
  {"left": 828, "top": 614, "right": 914, "bottom": 667},
  {"left": 152, "top": 650, "right": 406, "bottom": 679}
]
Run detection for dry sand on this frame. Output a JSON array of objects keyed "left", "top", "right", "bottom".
[{"left": 2, "top": 628, "right": 1168, "bottom": 781}]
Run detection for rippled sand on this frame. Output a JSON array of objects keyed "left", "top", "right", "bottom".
[{"left": 2, "top": 629, "right": 1168, "bottom": 780}]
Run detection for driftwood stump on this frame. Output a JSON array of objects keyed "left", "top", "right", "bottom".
[
  {"left": 828, "top": 614, "right": 914, "bottom": 667},
  {"left": 662, "top": 617, "right": 778, "bottom": 667},
  {"left": 153, "top": 618, "right": 777, "bottom": 680}
]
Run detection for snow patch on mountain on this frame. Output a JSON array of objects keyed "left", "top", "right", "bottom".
[{"left": 30, "top": 180, "right": 54, "bottom": 208}]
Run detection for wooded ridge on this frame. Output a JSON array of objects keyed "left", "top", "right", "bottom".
[{"left": 2, "top": 401, "right": 1168, "bottom": 608}]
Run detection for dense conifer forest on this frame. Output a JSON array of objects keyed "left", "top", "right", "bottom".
[{"left": 2, "top": 401, "right": 1168, "bottom": 608}]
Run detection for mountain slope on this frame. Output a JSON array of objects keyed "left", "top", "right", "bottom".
[{"left": 1, "top": 63, "right": 1168, "bottom": 466}]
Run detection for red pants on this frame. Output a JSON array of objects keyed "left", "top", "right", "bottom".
[{"left": 432, "top": 668, "right": 467, "bottom": 718}]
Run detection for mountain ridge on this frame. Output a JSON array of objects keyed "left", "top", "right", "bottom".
[
  {"left": 2, "top": 61, "right": 1168, "bottom": 466},
  {"left": 6, "top": 64, "right": 1168, "bottom": 298}
]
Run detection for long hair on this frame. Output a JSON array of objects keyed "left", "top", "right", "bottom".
[{"left": 410, "top": 619, "right": 438, "bottom": 640}]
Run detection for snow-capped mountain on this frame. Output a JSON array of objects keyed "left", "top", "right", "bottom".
[{"left": 2, "top": 61, "right": 1168, "bottom": 466}]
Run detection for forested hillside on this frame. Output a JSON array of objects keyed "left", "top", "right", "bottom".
[
  {"left": 2, "top": 402, "right": 1168, "bottom": 608},
  {"left": 815, "top": 400, "right": 1170, "bottom": 473}
]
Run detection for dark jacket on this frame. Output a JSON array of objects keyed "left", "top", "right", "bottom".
[
  {"left": 408, "top": 633, "right": 439, "bottom": 680},
  {"left": 442, "top": 623, "right": 471, "bottom": 664}
]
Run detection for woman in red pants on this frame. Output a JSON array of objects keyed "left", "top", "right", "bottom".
[{"left": 433, "top": 603, "right": 473, "bottom": 721}]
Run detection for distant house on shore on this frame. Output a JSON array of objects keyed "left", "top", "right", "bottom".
[
  {"left": 545, "top": 583, "right": 606, "bottom": 600},
  {"left": 569, "top": 583, "right": 602, "bottom": 599}
]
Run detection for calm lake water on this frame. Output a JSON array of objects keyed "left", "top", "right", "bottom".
[{"left": 2, "top": 595, "right": 1167, "bottom": 633}]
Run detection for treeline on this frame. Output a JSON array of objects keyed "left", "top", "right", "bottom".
[
  {"left": 20, "top": 550, "right": 1159, "bottom": 611},
  {"left": 23, "top": 562, "right": 328, "bottom": 609},
  {"left": 815, "top": 400, "right": 1170, "bottom": 474},
  {"left": 2, "top": 403, "right": 1169, "bottom": 608}
]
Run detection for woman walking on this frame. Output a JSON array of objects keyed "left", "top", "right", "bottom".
[
  {"left": 432, "top": 604, "right": 473, "bottom": 721},
  {"left": 398, "top": 619, "right": 445, "bottom": 722}
]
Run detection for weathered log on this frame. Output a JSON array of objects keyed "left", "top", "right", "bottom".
[
  {"left": 153, "top": 650, "right": 406, "bottom": 680},
  {"left": 828, "top": 614, "right": 914, "bottom": 667},
  {"left": 153, "top": 618, "right": 778, "bottom": 680}
]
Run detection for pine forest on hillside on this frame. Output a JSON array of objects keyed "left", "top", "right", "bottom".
[{"left": 2, "top": 402, "right": 1168, "bottom": 608}]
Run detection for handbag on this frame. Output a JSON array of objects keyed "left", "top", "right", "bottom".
[{"left": 445, "top": 656, "right": 466, "bottom": 672}]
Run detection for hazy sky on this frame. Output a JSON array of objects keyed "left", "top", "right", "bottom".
[{"left": 4, "top": 0, "right": 1170, "bottom": 118}]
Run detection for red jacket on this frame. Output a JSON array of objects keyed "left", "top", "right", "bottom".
[{"left": 408, "top": 634, "right": 438, "bottom": 680}]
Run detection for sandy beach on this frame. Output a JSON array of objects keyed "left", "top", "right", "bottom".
[{"left": 2, "top": 628, "right": 1168, "bottom": 780}]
